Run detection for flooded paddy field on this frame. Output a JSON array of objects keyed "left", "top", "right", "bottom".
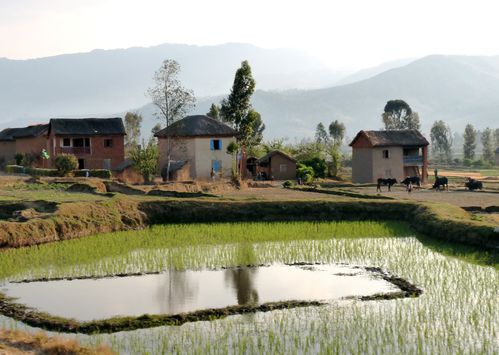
[{"left": 0, "top": 221, "right": 497, "bottom": 353}]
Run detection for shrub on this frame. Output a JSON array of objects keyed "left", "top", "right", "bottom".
[
  {"left": 14, "top": 153, "right": 24, "bottom": 166},
  {"left": 296, "top": 163, "right": 314, "bottom": 184},
  {"left": 282, "top": 180, "right": 294, "bottom": 188},
  {"left": 55, "top": 154, "right": 78, "bottom": 176},
  {"left": 5, "top": 165, "right": 59, "bottom": 176},
  {"left": 302, "top": 157, "right": 327, "bottom": 178},
  {"left": 73, "top": 169, "right": 112, "bottom": 179}
]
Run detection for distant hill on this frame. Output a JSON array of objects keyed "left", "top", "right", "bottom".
[
  {"left": 336, "top": 58, "right": 416, "bottom": 85},
  {"left": 0, "top": 43, "right": 345, "bottom": 125},
  {"left": 136, "top": 55, "right": 499, "bottom": 140},
  {"left": 3, "top": 51, "right": 499, "bottom": 143}
]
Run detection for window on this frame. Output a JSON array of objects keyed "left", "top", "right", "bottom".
[
  {"left": 73, "top": 138, "right": 84, "bottom": 147},
  {"left": 62, "top": 138, "right": 71, "bottom": 147},
  {"left": 103, "top": 159, "right": 111, "bottom": 170},
  {"left": 279, "top": 164, "right": 288, "bottom": 173},
  {"left": 382, "top": 149, "right": 390, "bottom": 159},
  {"left": 104, "top": 139, "right": 113, "bottom": 148},
  {"left": 210, "top": 139, "right": 221, "bottom": 150},
  {"left": 78, "top": 159, "right": 85, "bottom": 170}
]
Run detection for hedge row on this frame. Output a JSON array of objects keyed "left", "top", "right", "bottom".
[
  {"left": 5, "top": 165, "right": 111, "bottom": 179},
  {"left": 73, "top": 169, "right": 112, "bottom": 179},
  {"left": 5, "top": 165, "right": 59, "bottom": 177}
]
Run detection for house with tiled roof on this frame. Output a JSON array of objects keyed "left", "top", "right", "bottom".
[
  {"left": 154, "top": 115, "right": 236, "bottom": 180},
  {"left": 349, "top": 130, "right": 429, "bottom": 183},
  {"left": 0, "top": 118, "right": 125, "bottom": 170}
]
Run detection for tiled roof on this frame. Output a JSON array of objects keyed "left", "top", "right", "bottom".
[
  {"left": 350, "top": 130, "right": 429, "bottom": 147},
  {"left": 155, "top": 115, "right": 236, "bottom": 138}
]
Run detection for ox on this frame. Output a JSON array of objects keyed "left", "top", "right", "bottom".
[
  {"left": 465, "top": 178, "right": 483, "bottom": 191},
  {"left": 377, "top": 178, "right": 397, "bottom": 192},
  {"left": 433, "top": 177, "right": 448, "bottom": 191}
]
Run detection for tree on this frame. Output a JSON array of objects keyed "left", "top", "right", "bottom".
[
  {"left": 129, "top": 141, "right": 159, "bottom": 184},
  {"left": 481, "top": 127, "right": 494, "bottom": 164},
  {"left": 124, "top": 112, "right": 142, "bottom": 151},
  {"left": 463, "top": 124, "right": 477, "bottom": 160},
  {"left": 329, "top": 120, "right": 345, "bottom": 147},
  {"left": 147, "top": 59, "right": 196, "bottom": 181},
  {"left": 206, "top": 103, "right": 221, "bottom": 120},
  {"left": 430, "top": 120, "right": 453, "bottom": 163},
  {"left": 494, "top": 128, "right": 499, "bottom": 150},
  {"left": 382, "top": 100, "right": 421, "bottom": 130},
  {"left": 221, "top": 61, "right": 264, "bottom": 176},
  {"left": 315, "top": 123, "right": 329, "bottom": 145}
]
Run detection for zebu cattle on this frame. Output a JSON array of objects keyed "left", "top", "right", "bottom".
[{"left": 377, "top": 178, "right": 397, "bottom": 192}]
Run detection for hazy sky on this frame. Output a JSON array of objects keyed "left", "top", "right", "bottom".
[{"left": 1, "top": 0, "right": 499, "bottom": 69}]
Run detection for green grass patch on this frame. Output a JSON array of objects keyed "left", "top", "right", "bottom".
[{"left": 0, "top": 221, "right": 411, "bottom": 280}]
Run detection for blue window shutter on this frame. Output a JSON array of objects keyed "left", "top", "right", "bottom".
[
  {"left": 210, "top": 140, "right": 214, "bottom": 150},
  {"left": 219, "top": 140, "right": 222, "bottom": 150}
]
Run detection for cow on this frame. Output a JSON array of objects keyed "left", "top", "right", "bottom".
[
  {"left": 433, "top": 176, "right": 448, "bottom": 191},
  {"left": 401, "top": 176, "right": 421, "bottom": 189},
  {"left": 377, "top": 178, "right": 397, "bottom": 192},
  {"left": 465, "top": 178, "right": 483, "bottom": 191}
]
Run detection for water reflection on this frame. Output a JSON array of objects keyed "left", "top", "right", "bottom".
[
  {"left": 225, "top": 267, "right": 259, "bottom": 305},
  {"left": 2, "top": 264, "right": 399, "bottom": 321}
]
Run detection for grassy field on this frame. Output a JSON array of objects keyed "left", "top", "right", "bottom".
[{"left": 0, "top": 221, "right": 497, "bottom": 354}]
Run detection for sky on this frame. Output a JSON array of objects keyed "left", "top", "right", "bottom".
[{"left": 1, "top": 0, "right": 499, "bottom": 69}]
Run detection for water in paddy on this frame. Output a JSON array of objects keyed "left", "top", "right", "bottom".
[{"left": 1, "top": 264, "right": 398, "bottom": 321}]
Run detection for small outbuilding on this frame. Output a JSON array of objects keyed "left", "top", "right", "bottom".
[
  {"left": 349, "top": 130, "right": 429, "bottom": 184},
  {"left": 256, "top": 150, "right": 296, "bottom": 180}
]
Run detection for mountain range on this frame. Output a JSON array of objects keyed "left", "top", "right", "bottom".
[{"left": 1, "top": 43, "right": 499, "bottom": 141}]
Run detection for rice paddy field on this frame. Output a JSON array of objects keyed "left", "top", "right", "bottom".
[{"left": 0, "top": 221, "right": 498, "bottom": 354}]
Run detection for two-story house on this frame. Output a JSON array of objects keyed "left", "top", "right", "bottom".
[
  {"left": 349, "top": 130, "right": 429, "bottom": 184},
  {"left": 155, "top": 115, "right": 236, "bottom": 180}
]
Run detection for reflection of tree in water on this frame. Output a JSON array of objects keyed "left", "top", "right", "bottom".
[
  {"left": 225, "top": 244, "right": 259, "bottom": 305},
  {"left": 157, "top": 270, "right": 197, "bottom": 314}
]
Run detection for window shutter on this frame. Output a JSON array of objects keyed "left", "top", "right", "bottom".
[
  {"left": 219, "top": 140, "right": 223, "bottom": 150},
  {"left": 210, "top": 140, "right": 214, "bottom": 150}
]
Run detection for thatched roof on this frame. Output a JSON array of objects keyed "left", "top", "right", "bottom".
[
  {"left": 349, "top": 130, "right": 429, "bottom": 147},
  {"left": 49, "top": 118, "right": 125, "bottom": 136},
  {"left": 257, "top": 150, "right": 296, "bottom": 164},
  {"left": 0, "top": 124, "right": 49, "bottom": 141},
  {"left": 154, "top": 115, "right": 236, "bottom": 138}
]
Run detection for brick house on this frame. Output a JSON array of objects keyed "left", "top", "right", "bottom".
[
  {"left": 0, "top": 118, "right": 125, "bottom": 170},
  {"left": 349, "top": 130, "right": 429, "bottom": 183},
  {"left": 0, "top": 124, "right": 49, "bottom": 166},
  {"left": 155, "top": 115, "right": 236, "bottom": 180},
  {"left": 48, "top": 118, "right": 125, "bottom": 170}
]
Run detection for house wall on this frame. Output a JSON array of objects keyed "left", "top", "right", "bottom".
[
  {"left": 193, "top": 137, "right": 235, "bottom": 179},
  {"left": 351, "top": 148, "right": 373, "bottom": 183},
  {"left": 49, "top": 134, "right": 125, "bottom": 170},
  {"left": 15, "top": 136, "right": 50, "bottom": 168},
  {"left": 372, "top": 146, "right": 404, "bottom": 181},
  {"left": 269, "top": 155, "right": 296, "bottom": 180},
  {"left": 0, "top": 141, "right": 16, "bottom": 165}
]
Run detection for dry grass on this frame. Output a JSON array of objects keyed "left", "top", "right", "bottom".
[{"left": 0, "top": 329, "right": 114, "bottom": 354}]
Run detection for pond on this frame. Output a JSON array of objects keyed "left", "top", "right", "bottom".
[
  {"left": 0, "top": 221, "right": 497, "bottom": 354},
  {"left": 1, "top": 264, "right": 400, "bottom": 321}
]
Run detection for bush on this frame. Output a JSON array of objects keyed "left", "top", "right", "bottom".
[
  {"left": 462, "top": 158, "right": 472, "bottom": 167},
  {"left": 296, "top": 163, "right": 314, "bottom": 184},
  {"left": 55, "top": 154, "right": 78, "bottom": 176},
  {"left": 282, "top": 180, "right": 295, "bottom": 188},
  {"left": 73, "top": 169, "right": 112, "bottom": 179},
  {"left": 5, "top": 165, "right": 59, "bottom": 176},
  {"left": 302, "top": 157, "right": 327, "bottom": 178},
  {"left": 14, "top": 153, "right": 24, "bottom": 166}
]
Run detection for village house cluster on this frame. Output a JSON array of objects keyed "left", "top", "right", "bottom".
[{"left": 1, "top": 115, "right": 432, "bottom": 183}]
